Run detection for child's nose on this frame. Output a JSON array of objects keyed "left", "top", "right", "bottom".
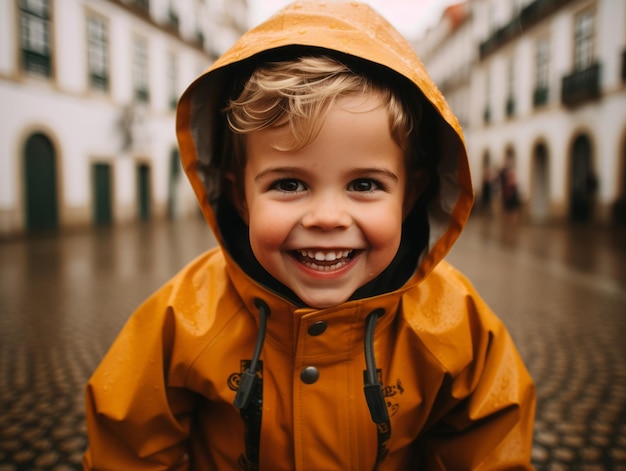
[{"left": 301, "top": 194, "right": 352, "bottom": 230}]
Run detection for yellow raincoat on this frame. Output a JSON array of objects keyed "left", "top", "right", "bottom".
[{"left": 84, "top": 2, "right": 535, "bottom": 469}]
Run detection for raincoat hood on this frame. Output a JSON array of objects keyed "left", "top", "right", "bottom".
[{"left": 176, "top": 0, "right": 474, "bottom": 303}]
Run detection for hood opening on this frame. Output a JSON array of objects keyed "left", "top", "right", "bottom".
[{"left": 180, "top": 44, "right": 472, "bottom": 303}]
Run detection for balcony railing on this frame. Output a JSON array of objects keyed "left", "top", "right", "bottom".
[
  {"left": 90, "top": 73, "right": 109, "bottom": 91},
  {"left": 22, "top": 49, "right": 52, "bottom": 76},
  {"left": 480, "top": 0, "right": 575, "bottom": 59},
  {"left": 561, "top": 63, "right": 601, "bottom": 107},
  {"left": 533, "top": 86, "right": 549, "bottom": 107},
  {"left": 131, "top": 0, "right": 149, "bottom": 11},
  {"left": 128, "top": 0, "right": 150, "bottom": 19}
]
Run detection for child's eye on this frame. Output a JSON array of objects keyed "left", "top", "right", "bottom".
[
  {"left": 271, "top": 179, "right": 306, "bottom": 192},
  {"left": 348, "top": 178, "right": 383, "bottom": 192}
]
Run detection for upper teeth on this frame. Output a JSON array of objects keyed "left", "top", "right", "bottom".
[{"left": 299, "top": 250, "right": 352, "bottom": 261}]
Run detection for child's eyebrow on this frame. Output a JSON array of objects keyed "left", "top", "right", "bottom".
[
  {"left": 255, "top": 167, "right": 400, "bottom": 182},
  {"left": 348, "top": 168, "right": 399, "bottom": 182},
  {"left": 254, "top": 167, "right": 302, "bottom": 181}
]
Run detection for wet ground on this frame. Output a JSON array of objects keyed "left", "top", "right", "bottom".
[{"left": 0, "top": 214, "right": 625, "bottom": 470}]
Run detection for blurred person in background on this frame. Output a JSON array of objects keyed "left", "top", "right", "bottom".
[{"left": 499, "top": 152, "right": 522, "bottom": 226}]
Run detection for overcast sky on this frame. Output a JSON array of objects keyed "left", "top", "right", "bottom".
[{"left": 247, "top": 0, "right": 460, "bottom": 40}]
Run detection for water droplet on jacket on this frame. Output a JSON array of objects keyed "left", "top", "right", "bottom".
[{"left": 298, "top": 29, "right": 307, "bottom": 35}]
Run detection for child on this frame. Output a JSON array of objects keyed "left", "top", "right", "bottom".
[{"left": 83, "top": 2, "right": 535, "bottom": 470}]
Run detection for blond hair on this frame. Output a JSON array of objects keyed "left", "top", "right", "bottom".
[{"left": 223, "top": 56, "right": 420, "bottom": 182}]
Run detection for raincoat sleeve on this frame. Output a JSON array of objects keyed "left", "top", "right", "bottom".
[
  {"left": 418, "top": 268, "right": 536, "bottom": 470},
  {"left": 82, "top": 285, "right": 196, "bottom": 470}
]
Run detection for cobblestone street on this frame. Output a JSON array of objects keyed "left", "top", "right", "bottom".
[
  {"left": 1, "top": 215, "right": 625, "bottom": 470},
  {"left": 447, "top": 218, "right": 626, "bottom": 471}
]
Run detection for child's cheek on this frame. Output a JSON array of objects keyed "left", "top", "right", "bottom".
[
  {"left": 359, "top": 207, "right": 403, "bottom": 247},
  {"left": 248, "top": 209, "right": 291, "bottom": 248}
]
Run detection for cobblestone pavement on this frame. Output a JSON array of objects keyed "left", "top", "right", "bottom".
[
  {"left": 1, "top": 215, "right": 625, "bottom": 470},
  {"left": 447, "top": 218, "right": 626, "bottom": 471}
]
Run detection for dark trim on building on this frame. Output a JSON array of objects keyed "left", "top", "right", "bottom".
[
  {"left": 108, "top": 0, "right": 207, "bottom": 53},
  {"left": 480, "top": 0, "right": 576, "bottom": 60}
]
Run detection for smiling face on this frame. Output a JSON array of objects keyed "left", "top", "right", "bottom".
[{"left": 239, "top": 93, "right": 407, "bottom": 308}]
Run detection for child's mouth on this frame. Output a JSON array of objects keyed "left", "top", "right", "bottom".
[{"left": 292, "top": 249, "right": 356, "bottom": 272}]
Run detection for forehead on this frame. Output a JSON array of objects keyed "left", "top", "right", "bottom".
[
  {"left": 245, "top": 94, "right": 405, "bottom": 174},
  {"left": 248, "top": 92, "right": 389, "bottom": 146}
]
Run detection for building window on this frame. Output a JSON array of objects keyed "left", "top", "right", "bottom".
[
  {"left": 19, "top": 0, "right": 52, "bottom": 77},
  {"left": 87, "top": 15, "right": 109, "bottom": 91},
  {"left": 167, "top": 2, "right": 179, "bottom": 31},
  {"left": 506, "top": 57, "right": 515, "bottom": 117},
  {"left": 535, "top": 36, "right": 550, "bottom": 89},
  {"left": 168, "top": 52, "right": 178, "bottom": 109},
  {"left": 561, "top": 7, "right": 599, "bottom": 107},
  {"left": 534, "top": 36, "right": 550, "bottom": 106},
  {"left": 483, "top": 71, "right": 491, "bottom": 124},
  {"left": 194, "top": 0, "right": 205, "bottom": 47},
  {"left": 133, "top": 37, "right": 149, "bottom": 102},
  {"left": 574, "top": 8, "right": 594, "bottom": 71}
]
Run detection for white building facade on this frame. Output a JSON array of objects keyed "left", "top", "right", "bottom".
[
  {"left": 415, "top": 0, "right": 626, "bottom": 225},
  {"left": 0, "top": 0, "right": 248, "bottom": 237}
]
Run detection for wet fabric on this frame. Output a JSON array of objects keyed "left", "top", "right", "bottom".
[{"left": 83, "top": 2, "right": 535, "bottom": 469}]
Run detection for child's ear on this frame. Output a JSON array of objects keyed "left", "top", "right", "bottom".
[
  {"left": 224, "top": 172, "right": 249, "bottom": 225},
  {"left": 403, "top": 169, "right": 429, "bottom": 219}
]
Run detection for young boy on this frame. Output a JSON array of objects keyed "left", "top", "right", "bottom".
[{"left": 83, "top": 2, "right": 535, "bottom": 470}]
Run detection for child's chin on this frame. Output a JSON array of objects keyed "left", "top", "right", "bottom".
[{"left": 295, "top": 290, "right": 353, "bottom": 310}]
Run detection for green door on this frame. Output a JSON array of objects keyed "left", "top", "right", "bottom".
[
  {"left": 93, "top": 163, "right": 112, "bottom": 225},
  {"left": 24, "top": 133, "right": 58, "bottom": 231},
  {"left": 137, "top": 163, "right": 151, "bottom": 221},
  {"left": 167, "top": 148, "right": 181, "bottom": 219},
  {"left": 570, "top": 135, "right": 595, "bottom": 222}
]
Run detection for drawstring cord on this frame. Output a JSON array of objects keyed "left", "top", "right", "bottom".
[
  {"left": 234, "top": 300, "right": 387, "bottom": 422},
  {"left": 234, "top": 301, "right": 390, "bottom": 470},
  {"left": 364, "top": 308, "right": 389, "bottom": 424},
  {"left": 234, "top": 298, "right": 270, "bottom": 410},
  {"left": 364, "top": 308, "right": 392, "bottom": 471}
]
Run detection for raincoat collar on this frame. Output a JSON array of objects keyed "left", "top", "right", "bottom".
[{"left": 226, "top": 247, "right": 406, "bottom": 356}]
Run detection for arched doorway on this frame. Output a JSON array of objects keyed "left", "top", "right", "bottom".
[
  {"left": 23, "top": 132, "right": 58, "bottom": 231},
  {"left": 92, "top": 162, "right": 113, "bottom": 226},
  {"left": 530, "top": 142, "right": 550, "bottom": 223},
  {"left": 569, "top": 134, "right": 596, "bottom": 222}
]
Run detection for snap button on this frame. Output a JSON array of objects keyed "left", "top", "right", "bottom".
[
  {"left": 300, "top": 366, "right": 319, "bottom": 384},
  {"left": 307, "top": 321, "right": 327, "bottom": 336}
]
